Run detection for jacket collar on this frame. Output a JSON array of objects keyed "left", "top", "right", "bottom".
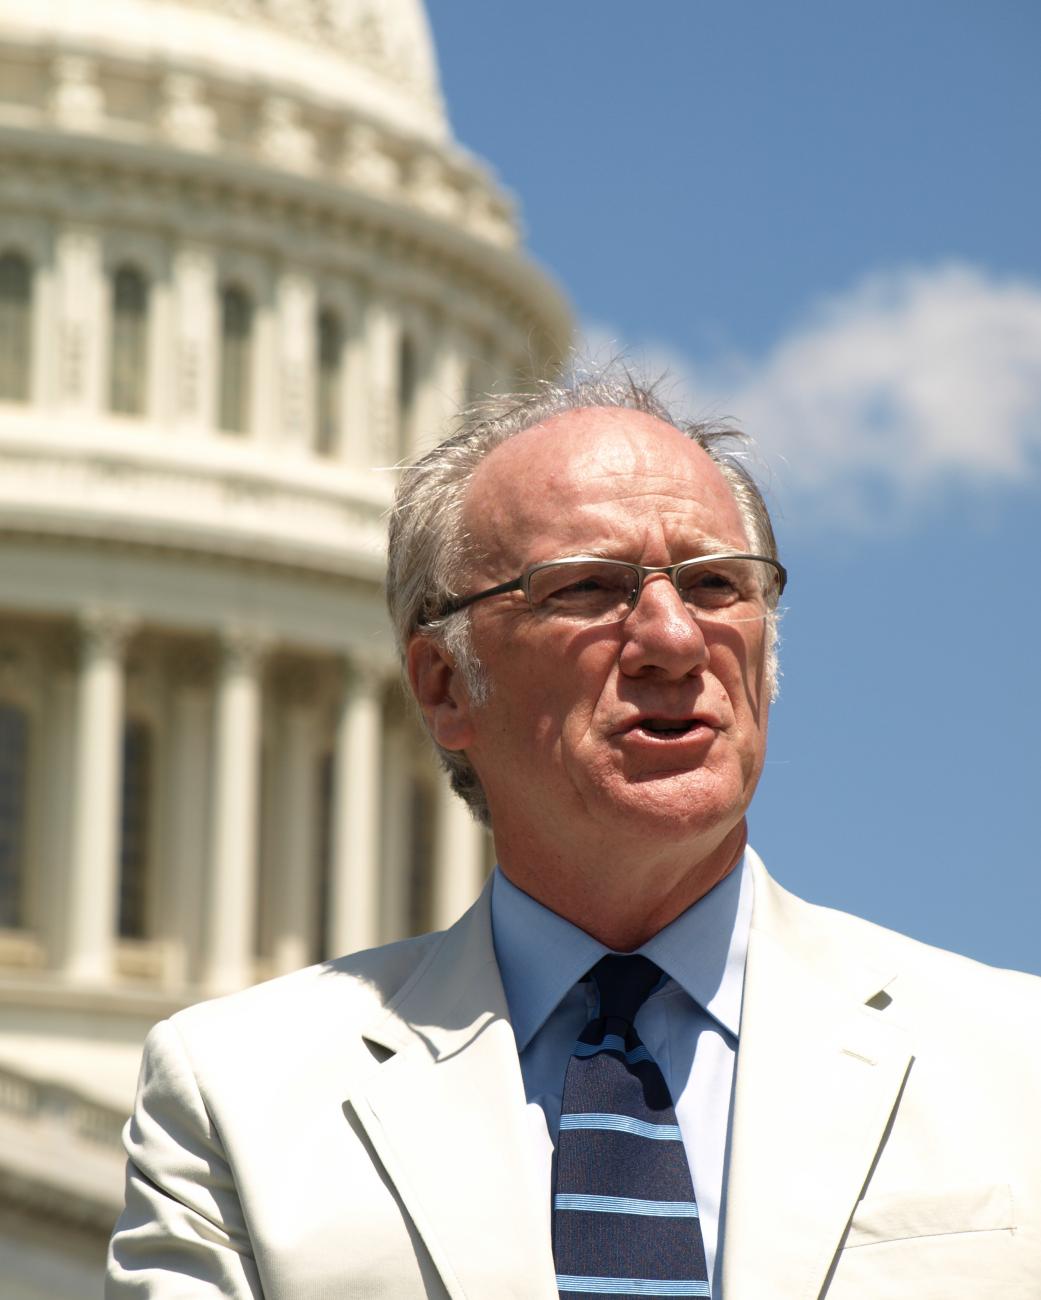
[
  {"left": 722, "top": 855, "right": 911, "bottom": 1300},
  {"left": 349, "top": 881, "right": 558, "bottom": 1300}
]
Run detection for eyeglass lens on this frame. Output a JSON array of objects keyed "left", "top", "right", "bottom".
[{"left": 527, "top": 557, "right": 775, "bottom": 626}]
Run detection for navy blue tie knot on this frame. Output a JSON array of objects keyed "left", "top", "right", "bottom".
[{"left": 588, "top": 953, "right": 663, "bottom": 1027}]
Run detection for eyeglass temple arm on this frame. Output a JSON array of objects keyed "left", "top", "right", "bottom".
[{"left": 435, "top": 577, "right": 524, "bottom": 619}]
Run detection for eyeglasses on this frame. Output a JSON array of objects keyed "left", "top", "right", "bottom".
[{"left": 430, "top": 553, "right": 787, "bottom": 629}]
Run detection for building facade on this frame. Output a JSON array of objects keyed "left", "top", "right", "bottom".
[{"left": 0, "top": 2, "right": 570, "bottom": 1292}]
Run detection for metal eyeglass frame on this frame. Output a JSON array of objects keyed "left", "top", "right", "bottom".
[{"left": 430, "top": 552, "right": 788, "bottom": 624}]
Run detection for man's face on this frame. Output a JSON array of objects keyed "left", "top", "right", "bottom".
[{"left": 430, "top": 408, "right": 772, "bottom": 861}]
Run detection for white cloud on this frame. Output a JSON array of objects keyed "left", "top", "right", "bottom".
[{"left": 579, "top": 264, "right": 1041, "bottom": 526}]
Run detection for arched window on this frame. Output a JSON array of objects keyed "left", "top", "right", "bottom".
[
  {"left": 109, "top": 264, "right": 149, "bottom": 415},
  {"left": 315, "top": 308, "right": 342, "bottom": 457},
  {"left": 118, "top": 719, "right": 153, "bottom": 939},
  {"left": 0, "top": 702, "right": 29, "bottom": 929},
  {"left": 397, "top": 332, "right": 418, "bottom": 458},
  {"left": 218, "top": 284, "right": 253, "bottom": 434},
  {"left": 0, "top": 251, "right": 32, "bottom": 403}
]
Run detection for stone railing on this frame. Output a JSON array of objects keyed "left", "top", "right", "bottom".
[{"left": 0, "top": 1061, "right": 126, "bottom": 1153}]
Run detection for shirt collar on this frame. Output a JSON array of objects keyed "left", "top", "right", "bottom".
[{"left": 491, "top": 849, "right": 754, "bottom": 1052}]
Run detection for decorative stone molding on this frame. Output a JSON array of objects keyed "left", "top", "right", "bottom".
[
  {"left": 177, "top": 0, "right": 440, "bottom": 107},
  {"left": 408, "top": 152, "right": 459, "bottom": 219},
  {"left": 0, "top": 143, "right": 557, "bottom": 352},
  {"left": 340, "top": 121, "right": 398, "bottom": 192},
  {"left": 49, "top": 55, "right": 103, "bottom": 131},
  {"left": 217, "top": 625, "right": 272, "bottom": 674},
  {"left": 0, "top": 434, "right": 390, "bottom": 578},
  {"left": 259, "top": 95, "right": 315, "bottom": 171},
  {"left": 159, "top": 72, "right": 218, "bottom": 151},
  {"left": 0, "top": 1063, "right": 125, "bottom": 1154},
  {"left": 77, "top": 608, "right": 137, "bottom": 663}
]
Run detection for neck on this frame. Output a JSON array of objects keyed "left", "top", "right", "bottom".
[{"left": 495, "top": 820, "right": 748, "bottom": 951}]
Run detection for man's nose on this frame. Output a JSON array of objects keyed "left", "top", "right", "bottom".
[{"left": 618, "top": 574, "right": 710, "bottom": 679}]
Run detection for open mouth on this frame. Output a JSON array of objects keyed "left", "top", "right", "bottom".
[{"left": 631, "top": 718, "right": 703, "bottom": 738}]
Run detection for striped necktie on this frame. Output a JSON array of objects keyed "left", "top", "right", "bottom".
[{"left": 553, "top": 953, "right": 709, "bottom": 1298}]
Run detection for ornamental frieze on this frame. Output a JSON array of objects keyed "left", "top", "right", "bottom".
[{"left": 177, "top": 0, "right": 437, "bottom": 105}]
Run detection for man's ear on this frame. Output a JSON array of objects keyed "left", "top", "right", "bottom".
[{"left": 406, "top": 634, "right": 476, "bottom": 752}]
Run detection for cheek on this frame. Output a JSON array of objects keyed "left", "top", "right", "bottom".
[{"left": 712, "top": 628, "right": 769, "bottom": 718}]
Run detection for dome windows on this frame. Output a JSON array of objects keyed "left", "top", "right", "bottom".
[
  {"left": 0, "top": 251, "right": 32, "bottom": 404},
  {"left": 218, "top": 283, "right": 254, "bottom": 434},
  {"left": 315, "top": 307, "right": 343, "bottom": 458},
  {"left": 108, "top": 264, "right": 149, "bottom": 416},
  {"left": 0, "top": 701, "right": 28, "bottom": 930},
  {"left": 397, "top": 330, "right": 419, "bottom": 459}
]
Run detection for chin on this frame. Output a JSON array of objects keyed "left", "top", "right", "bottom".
[{"left": 601, "top": 774, "right": 747, "bottom": 840}]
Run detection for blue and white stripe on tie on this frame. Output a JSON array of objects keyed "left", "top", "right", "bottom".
[
  {"left": 558, "top": 1112, "right": 683, "bottom": 1141},
  {"left": 555, "top": 1193, "right": 701, "bottom": 1217},
  {"left": 556, "top": 1275, "right": 711, "bottom": 1296}
]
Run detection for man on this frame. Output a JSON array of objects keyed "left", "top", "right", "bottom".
[{"left": 109, "top": 375, "right": 1041, "bottom": 1298}]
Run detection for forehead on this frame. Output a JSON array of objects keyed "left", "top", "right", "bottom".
[{"left": 463, "top": 407, "right": 749, "bottom": 567}]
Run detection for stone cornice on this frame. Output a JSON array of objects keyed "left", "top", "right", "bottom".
[
  {"left": 0, "top": 418, "right": 391, "bottom": 582},
  {"left": 0, "top": 972, "right": 191, "bottom": 1019},
  {"left": 0, "top": 0, "right": 447, "bottom": 142},
  {"left": 0, "top": 123, "right": 571, "bottom": 358}
]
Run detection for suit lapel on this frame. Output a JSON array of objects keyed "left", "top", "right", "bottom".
[
  {"left": 347, "top": 884, "right": 558, "bottom": 1300},
  {"left": 722, "top": 862, "right": 913, "bottom": 1300}
]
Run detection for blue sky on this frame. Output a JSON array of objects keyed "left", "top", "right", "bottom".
[{"left": 426, "top": 1, "right": 1041, "bottom": 975}]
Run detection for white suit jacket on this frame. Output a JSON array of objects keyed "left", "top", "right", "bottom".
[{"left": 108, "top": 858, "right": 1041, "bottom": 1298}]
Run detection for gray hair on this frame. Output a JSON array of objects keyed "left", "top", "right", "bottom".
[{"left": 386, "top": 370, "right": 782, "bottom": 825}]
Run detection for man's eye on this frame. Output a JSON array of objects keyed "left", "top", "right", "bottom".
[
  {"left": 682, "top": 569, "right": 743, "bottom": 603},
  {"left": 531, "top": 564, "right": 634, "bottom": 609}
]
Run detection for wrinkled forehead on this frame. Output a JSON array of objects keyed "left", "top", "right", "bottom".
[{"left": 463, "top": 408, "right": 748, "bottom": 564}]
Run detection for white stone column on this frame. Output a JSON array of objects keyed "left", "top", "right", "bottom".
[
  {"left": 162, "top": 669, "right": 211, "bottom": 986},
  {"left": 253, "top": 279, "right": 278, "bottom": 449},
  {"left": 269, "top": 686, "right": 319, "bottom": 973},
  {"left": 431, "top": 772, "right": 487, "bottom": 931},
  {"left": 61, "top": 611, "right": 134, "bottom": 982},
  {"left": 363, "top": 297, "right": 401, "bottom": 465},
  {"left": 32, "top": 232, "right": 58, "bottom": 409},
  {"left": 171, "top": 242, "right": 217, "bottom": 435},
  {"left": 54, "top": 224, "right": 104, "bottom": 414},
  {"left": 419, "top": 323, "right": 468, "bottom": 452},
  {"left": 340, "top": 284, "right": 369, "bottom": 467},
  {"left": 327, "top": 659, "right": 383, "bottom": 957},
  {"left": 276, "top": 271, "right": 316, "bottom": 455},
  {"left": 147, "top": 248, "right": 175, "bottom": 429},
  {"left": 200, "top": 630, "right": 265, "bottom": 993}
]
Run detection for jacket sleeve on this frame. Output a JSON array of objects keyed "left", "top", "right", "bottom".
[{"left": 106, "top": 1018, "right": 264, "bottom": 1298}]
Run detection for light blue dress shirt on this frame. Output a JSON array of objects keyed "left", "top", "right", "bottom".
[{"left": 490, "top": 849, "right": 754, "bottom": 1298}]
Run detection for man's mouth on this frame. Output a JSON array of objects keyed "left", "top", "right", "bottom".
[{"left": 628, "top": 717, "right": 707, "bottom": 739}]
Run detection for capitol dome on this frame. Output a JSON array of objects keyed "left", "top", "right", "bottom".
[{"left": 0, "top": 3, "right": 570, "bottom": 1293}]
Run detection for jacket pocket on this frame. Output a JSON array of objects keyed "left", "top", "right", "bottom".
[{"left": 844, "top": 1182, "right": 1014, "bottom": 1248}]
